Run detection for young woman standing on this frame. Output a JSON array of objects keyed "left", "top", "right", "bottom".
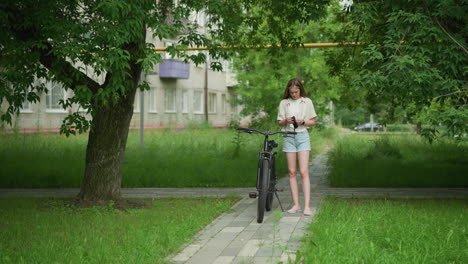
[{"left": 277, "top": 78, "right": 317, "bottom": 216}]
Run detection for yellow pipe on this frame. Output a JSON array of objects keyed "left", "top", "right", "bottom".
[{"left": 152, "top": 42, "right": 365, "bottom": 51}]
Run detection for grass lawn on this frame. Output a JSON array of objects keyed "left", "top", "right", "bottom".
[
  {"left": 298, "top": 197, "right": 467, "bottom": 264},
  {"left": 0, "top": 197, "right": 238, "bottom": 263},
  {"left": 0, "top": 127, "right": 336, "bottom": 188},
  {"left": 328, "top": 134, "right": 468, "bottom": 187}
]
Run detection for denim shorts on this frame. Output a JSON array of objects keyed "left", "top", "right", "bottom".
[{"left": 282, "top": 131, "right": 311, "bottom": 152}]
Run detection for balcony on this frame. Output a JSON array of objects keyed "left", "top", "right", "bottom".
[{"left": 159, "top": 59, "right": 190, "bottom": 79}]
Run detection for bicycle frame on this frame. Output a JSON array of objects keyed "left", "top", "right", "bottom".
[
  {"left": 237, "top": 127, "right": 295, "bottom": 223},
  {"left": 256, "top": 135, "right": 277, "bottom": 191}
]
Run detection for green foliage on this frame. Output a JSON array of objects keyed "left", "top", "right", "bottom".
[
  {"left": 231, "top": 2, "right": 342, "bottom": 124},
  {"left": 328, "top": 134, "right": 468, "bottom": 187},
  {"left": 365, "top": 137, "right": 402, "bottom": 160},
  {"left": 0, "top": 128, "right": 336, "bottom": 188},
  {"left": 0, "top": 0, "right": 332, "bottom": 134},
  {"left": 335, "top": 106, "right": 368, "bottom": 128},
  {"left": 185, "top": 119, "right": 213, "bottom": 130},
  {"left": 385, "top": 124, "right": 414, "bottom": 132},
  {"left": 300, "top": 197, "right": 468, "bottom": 263},
  {"left": 231, "top": 131, "right": 244, "bottom": 158},
  {"left": 329, "top": 0, "right": 468, "bottom": 140},
  {"left": 0, "top": 197, "right": 237, "bottom": 263},
  {"left": 414, "top": 99, "right": 468, "bottom": 143},
  {"left": 1, "top": 0, "right": 335, "bottom": 199},
  {"left": 0, "top": 129, "right": 285, "bottom": 188}
]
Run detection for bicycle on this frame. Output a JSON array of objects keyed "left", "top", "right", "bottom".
[{"left": 237, "top": 127, "right": 296, "bottom": 223}]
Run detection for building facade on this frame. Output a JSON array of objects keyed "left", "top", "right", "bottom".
[
  {"left": 3, "top": 12, "right": 244, "bottom": 131},
  {"left": 4, "top": 59, "right": 240, "bottom": 131}
]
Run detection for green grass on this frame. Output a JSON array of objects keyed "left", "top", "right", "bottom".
[
  {"left": 385, "top": 124, "right": 414, "bottom": 132},
  {"left": 328, "top": 134, "right": 468, "bottom": 187},
  {"left": 298, "top": 197, "right": 468, "bottom": 264},
  {"left": 0, "top": 127, "right": 335, "bottom": 188},
  {"left": 0, "top": 197, "right": 237, "bottom": 263}
]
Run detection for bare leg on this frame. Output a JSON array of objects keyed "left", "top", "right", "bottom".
[
  {"left": 286, "top": 152, "right": 300, "bottom": 212},
  {"left": 298, "top": 151, "right": 311, "bottom": 214}
]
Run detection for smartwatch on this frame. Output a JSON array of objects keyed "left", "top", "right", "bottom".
[{"left": 302, "top": 120, "right": 306, "bottom": 126}]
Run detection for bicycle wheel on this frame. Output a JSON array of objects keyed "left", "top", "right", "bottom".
[
  {"left": 265, "top": 193, "right": 273, "bottom": 211},
  {"left": 257, "top": 159, "right": 269, "bottom": 223},
  {"left": 265, "top": 157, "right": 275, "bottom": 211}
]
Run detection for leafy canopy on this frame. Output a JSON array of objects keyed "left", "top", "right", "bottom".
[{"left": 1, "top": 0, "right": 331, "bottom": 134}]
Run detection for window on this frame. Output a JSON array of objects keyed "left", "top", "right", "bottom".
[
  {"left": 46, "top": 82, "right": 66, "bottom": 111},
  {"left": 133, "top": 90, "right": 140, "bottom": 113},
  {"left": 197, "top": 12, "right": 206, "bottom": 27},
  {"left": 149, "top": 87, "right": 157, "bottom": 113},
  {"left": 165, "top": 88, "right": 176, "bottom": 112},
  {"left": 221, "top": 94, "right": 227, "bottom": 113},
  {"left": 182, "top": 90, "right": 189, "bottom": 113},
  {"left": 193, "top": 90, "right": 203, "bottom": 113},
  {"left": 208, "top": 92, "right": 217, "bottom": 113},
  {"left": 20, "top": 87, "right": 32, "bottom": 112},
  {"left": 21, "top": 99, "right": 32, "bottom": 112},
  {"left": 221, "top": 59, "right": 231, "bottom": 72}
]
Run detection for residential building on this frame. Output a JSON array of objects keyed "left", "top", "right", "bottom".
[{"left": 3, "top": 11, "right": 244, "bottom": 131}]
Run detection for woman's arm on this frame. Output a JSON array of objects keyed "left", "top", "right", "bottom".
[
  {"left": 302, "top": 117, "right": 316, "bottom": 127},
  {"left": 278, "top": 118, "right": 292, "bottom": 126}
]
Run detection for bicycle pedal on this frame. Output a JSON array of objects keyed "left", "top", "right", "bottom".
[
  {"left": 275, "top": 189, "right": 284, "bottom": 192},
  {"left": 249, "top": 192, "right": 257, "bottom": 198}
]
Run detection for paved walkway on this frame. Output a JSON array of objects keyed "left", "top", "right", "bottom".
[{"left": 1, "top": 151, "right": 466, "bottom": 264}]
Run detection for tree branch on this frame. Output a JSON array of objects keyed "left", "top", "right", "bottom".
[
  {"left": 4, "top": 6, "right": 101, "bottom": 95},
  {"left": 433, "top": 17, "right": 468, "bottom": 54},
  {"left": 35, "top": 43, "right": 101, "bottom": 94},
  {"left": 434, "top": 89, "right": 468, "bottom": 99}
]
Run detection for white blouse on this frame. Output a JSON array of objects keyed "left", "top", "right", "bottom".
[{"left": 277, "top": 97, "right": 317, "bottom": 132}]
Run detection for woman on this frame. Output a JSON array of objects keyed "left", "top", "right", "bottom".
[{"left": 277, "top": 78, "right": 317, "bottom": 216}]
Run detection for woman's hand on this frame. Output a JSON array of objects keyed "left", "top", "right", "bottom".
[{"left": 279, "top": 117, "right": 292, "bottom": 126}]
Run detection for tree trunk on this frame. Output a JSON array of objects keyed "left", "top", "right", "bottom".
[
  {"left": 77, "top": 87, "right": 137, "bottom": 201},
  {"left": 416, "top": 122, "right": 422, "bottom": 134}
]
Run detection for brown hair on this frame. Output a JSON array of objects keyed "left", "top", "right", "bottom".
[{"left": 282, "top": 78, "right": 308, "bottom": 99}]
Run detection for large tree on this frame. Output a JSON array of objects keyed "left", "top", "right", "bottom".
[
  {"left": 329, "top": 0, "right": 467, "bottom": 139},
  {"left": 0, "top": 0, "right": 330, "bottom": 202}
]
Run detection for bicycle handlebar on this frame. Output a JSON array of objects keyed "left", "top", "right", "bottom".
[{"left": 237, "top": 127, "right": 297, "bottom": 136}]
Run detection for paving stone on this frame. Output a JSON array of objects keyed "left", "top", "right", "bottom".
[
  {"left": 172, "top": 244, "right": 203, "bottom": 262},
  {"left": 238, "top": 239, "right": 263, "bottom": 257},
  {"left": 185, "top": 253, "right": 218, "bottom": 264},
  {"left": 279, "top": 251, "right": 297, "bottom": 263},
  {"left": 213, "top": 256, "right": 235, "bottom": 264},
  {"left": 232, "top": 256, "right": 254, "bottom": 264},
  {"left": 220, "top": 242, "right": 243, "bottom": 257},
  {"left": 251, "top": 226, "right": 274, "bottom": 239},
  {"left": 280, "top": 216, "right": 300, "bottom": 223},
  {"left": 221, "top": 226, "right": 246, "bottom": 233},
  {"left": 234, "top": 231, "right": 256, "bottom": 242},
  {"left": 255, "top": 245, "right": 283, "bottom": 257},
  {"left": 243, "top": 224, "right": 261, "bottom": 232},
  {"left": 204, "top": 237, "right": 232, "bottom": 251},
  {"left": 213, "top": 231, "right": 240, "bottom": 242},
  {"left": 227, "top": 221, "right": 251, "bottom": 228},
  {"left": 252, "top": 256, "right": 273, "bottom": 264}
]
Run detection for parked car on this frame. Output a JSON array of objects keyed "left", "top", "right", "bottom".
[{"left": 354, "top": 122, "right": 383, "bottom": 132}]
